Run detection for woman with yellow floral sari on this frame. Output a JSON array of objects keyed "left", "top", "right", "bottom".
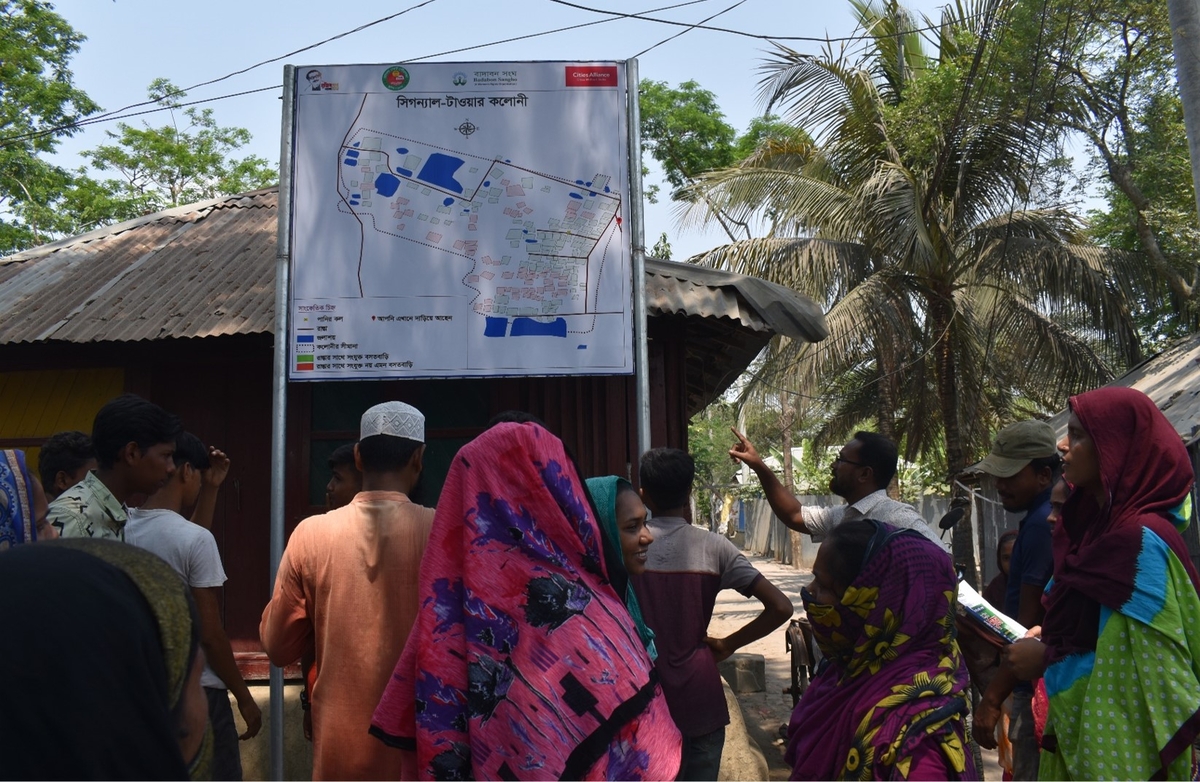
[{"left": 786, "top": 519, "right": 975, "bottom": 780}]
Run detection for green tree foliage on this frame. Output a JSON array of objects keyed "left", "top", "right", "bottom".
[
  {"left": 683, "top": 0, "right": 1148, "bottom": 488},
  {"left": 79, "top": 79, "right": 277, "bottom": 219},
  {"left": 638, "top": 81, "right": 807, "bottom": 243},
  {"left": 1046, "top": 0, "right": 1199, "bottom": 348},
  {"left": 0, "top": 0, "right": 98, "bottom": 253},
  {"left": 639, "top": 79, "right": 737, "bottom": 201}
]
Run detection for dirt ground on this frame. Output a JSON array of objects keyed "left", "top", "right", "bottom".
[{"left": 707, "top": 553, "right": 1003, "bottom": 780}]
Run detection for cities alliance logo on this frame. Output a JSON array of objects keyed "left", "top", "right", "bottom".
[
  {"left": 452, "top": 71, "right": 468, "bottom": 87},
  {"left": 565, "top": 65, "right": 618, "bottom": 87},
  {"left": 305, "top": 69, "right": 339, "bottom": 92},
  {"left": 382, "top": 66, "right": 410, "bottom": 91}
]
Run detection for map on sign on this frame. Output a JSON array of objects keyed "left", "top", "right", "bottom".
[{"left": 287, "top": 62, "right": 633, "bottom": 380}]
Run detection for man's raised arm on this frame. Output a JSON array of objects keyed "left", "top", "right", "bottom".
[{"left": 728, "top": 428, "right": 808, "bottom": 533}]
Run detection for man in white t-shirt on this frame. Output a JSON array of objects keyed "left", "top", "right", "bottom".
[
  {"left": 730, "top": 428, "right": 949, "bottom": 554},
  {"left": 126, "top": 433, "right": 262, "bottom": 780}
]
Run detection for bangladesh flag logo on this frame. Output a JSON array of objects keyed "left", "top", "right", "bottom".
[{"left": 383, "top": 66, "right": 410, "bottom": 91}]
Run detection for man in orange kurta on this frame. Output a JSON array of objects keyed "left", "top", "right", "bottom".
[{"left": 260, "top": 402, "right": 434, "bottom": 780}]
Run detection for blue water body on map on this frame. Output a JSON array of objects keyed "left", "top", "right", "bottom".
[
  {"left": 578, "top": 344, "right": 587, "bottom": 349},
  {"left": 374, "top": 173, "right": 401, "bottom": 197},
  {"left": 344, "top": 159, "right": 357, "bottom": 166},
  {"left": 352, "top": 194, "right": 360, "bottom": 198},
  {"left": 349, "top": 200, "right": 359, "bottom": 206},
  {"left": 346, "top": 149, "right": 360, "bottom": 158},
  {"left": 352, "top": 142, "right": 360, "bottom": 147},
  {"left": 396, "top": 167, "right": 413, "bottom": 177},
  {"left": 417, "top": 153, "right": 465, "bottom": 193},
  {"left": 569, "top": 193, "right": 583, "bottom": 199},
  {"left": 484, "top": 180, "right": 490, "bottom": 187},
  {"left": 505, "top": 159, "right": 511, "bottom": 163},
  {"left": 586, "top": 181, "right": 592, "bottom": 187},
  {"left": 512, "top": 317, "right": 567, "bottom": 338},
  {"left": 576, "top": 179, "right": 584, "bottom": 185},
  {"left": 484, "top": 317, "right": 508, "bottom": 337},
  {"left": 397, "top": 147, "right": 408, "bottom": 154},
  {"left": 604, "top": 186, "right": 610, "bottom": 192},
  {"left": 443, "top": 197, "right": 454, "bottom": 206},
  {"left": 589, "top": 192, "right": 597, "bottom": 197},
  {"left": 525, "top": 239, "right": 537, "bottom": 244}
]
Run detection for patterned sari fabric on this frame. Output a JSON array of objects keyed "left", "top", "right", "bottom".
[
  {"left": 1039, "top": 387, "right": 1200, "bottom": 781},
  {"left": 787, "top": 525, "right": 974, "bottom": 781},
  {"left": 0, "top": 449, "right": 36, "bottom": 548},
  {"left": 371, "top": 423, "right": 681, "bottom": 780}
]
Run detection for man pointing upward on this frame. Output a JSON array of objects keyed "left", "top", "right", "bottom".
[{"left": 729, "top": 428, "right": 948, "bottom": 553}]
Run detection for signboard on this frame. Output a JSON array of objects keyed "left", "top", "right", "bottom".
[{"left": 287, "top": 61, "right": 633, "bottom": 380}]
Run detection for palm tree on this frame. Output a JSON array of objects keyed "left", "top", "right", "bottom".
[{"left": 681, "top": 0, "right": 1151, "bottom": 569}]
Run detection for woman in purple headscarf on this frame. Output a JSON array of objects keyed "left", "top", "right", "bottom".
[{"left": 787, "top": 519, "right": 975, "bottom": 780}]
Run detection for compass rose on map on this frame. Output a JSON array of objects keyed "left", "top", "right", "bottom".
[{"left": 457, "top": 119, "right": 477, "bottom": 139}]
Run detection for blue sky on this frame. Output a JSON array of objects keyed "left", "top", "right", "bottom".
[{"left": 49, "top": 0, "right": 949, "bottom": 260}]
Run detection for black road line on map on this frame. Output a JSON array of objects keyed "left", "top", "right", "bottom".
[
  {"left": 338, "top": 95, "right": 370, "bottom": 297},
  {"left": 569, "top": 219, "right": 621, "bottom": 335}
]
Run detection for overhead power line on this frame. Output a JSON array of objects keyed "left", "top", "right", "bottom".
[
  {"left": 633, "top": 0, "right": 749, "bottom": 58},
  {"left": 57, "top": 0, "right": 445, "bottom": 134},
  {"left": 0, "top": 0, "right": 713, "bottom": 148},
  {"left": 2, "top": 0, "right": 990, "bottom": 148},
  {"left": 401, "top": 0, "right": 713, "bottom": 62},
  {"left": 548, "top": 0, "right": 987, "bottom": 43}
]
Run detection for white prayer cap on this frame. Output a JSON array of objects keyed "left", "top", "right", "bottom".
[{"left": 360, "top": 401, "right": 424, "bottom": 443}]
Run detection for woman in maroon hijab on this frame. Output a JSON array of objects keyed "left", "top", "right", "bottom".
[{"left": 1003, "top": 387, "right": 1200, "bottom": 779}]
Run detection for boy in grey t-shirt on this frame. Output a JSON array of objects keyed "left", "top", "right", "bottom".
[{"left": 126, "top": 433, "right": 260, "bottom": 780}]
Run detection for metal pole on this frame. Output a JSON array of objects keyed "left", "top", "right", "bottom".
[
  {"left": 268, "top": 64, "right": 297, "bottom": 782},
  {"left": 1169, "top": 0, "right": 1200, "bottom": 227},
  {"left": 625, "top": 59, "right": 652, "bottom": 457}
]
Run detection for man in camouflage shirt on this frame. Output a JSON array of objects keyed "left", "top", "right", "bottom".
[{"left": 48, "top": 394, "right": 181, "bottom": 540}]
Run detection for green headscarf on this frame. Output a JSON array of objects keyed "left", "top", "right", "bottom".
[{"left": 585, "top": 476, "right": 657, "bottom": 661}]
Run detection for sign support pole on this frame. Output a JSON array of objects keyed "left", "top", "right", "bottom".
[
  {"left": 626, "top": 58, "right": 651, "bottom": 458},
  {"left": 268, "top": 64, "right": 296, "bottom": 782}
]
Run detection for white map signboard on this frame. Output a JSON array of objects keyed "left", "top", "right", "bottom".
[{"left": 286, "top": 61, "right": 633, "bottom": 380}]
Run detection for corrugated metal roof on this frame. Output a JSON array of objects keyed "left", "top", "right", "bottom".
[
  {"left": 0, "top": 191, "right": 277, "bottom": 344},
  {"left": 645, "top": 259, "right": 829, "bottom": 343},
  {"left": 1045, "top": 331, "right": 1200, "bottom": 445},
  {"left": 0, "top": 188, "right": 826, "bottom": 346}
]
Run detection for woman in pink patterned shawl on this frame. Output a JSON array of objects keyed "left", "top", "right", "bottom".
[
  {"left": 787, "top": 519, "right": 975, "bottom": 780},
  {"left": 371, "top": 422, "right": 681, "bottom": 780}
]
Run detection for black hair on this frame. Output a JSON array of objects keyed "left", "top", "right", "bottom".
[
  {"left": 824, "top": 519, "right": 879, "bottom": 593},
  {"left": 1029, "top": 453, "right": 1063, "bottom": 481},
  {"left": 327, "top": 443, "right": 358, "bottom": 470},
  {"left": 39, "top": 430, "right": 95, "bottom": 488},
  {"left": 91, "top": 394, "right": 183, "bottom": 469},
  {"left": 853, "top": 431, "right": 899, "bottom": 490},
  {"left": 356, "top": 434, "right": 422, "bottom": 472},
  {"left": 173, "top": 432, "right": 210, "bottom": 471},
  {"left": 638, "top": 447, "right": 695, "bottom": 510},
  {"left": 486, "top": 410, "right": 547, "bottom": 429},
  {"left": 615, "top": 478, "right": 638, "bottom": 499}
]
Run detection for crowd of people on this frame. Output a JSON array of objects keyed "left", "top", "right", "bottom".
[{"left": 1, "top": 385, "right": 1198, "bottom": 781}]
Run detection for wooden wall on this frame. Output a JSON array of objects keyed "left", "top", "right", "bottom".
[{"left": 0, "top": 318, "right": 692, "bottom": 677}]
